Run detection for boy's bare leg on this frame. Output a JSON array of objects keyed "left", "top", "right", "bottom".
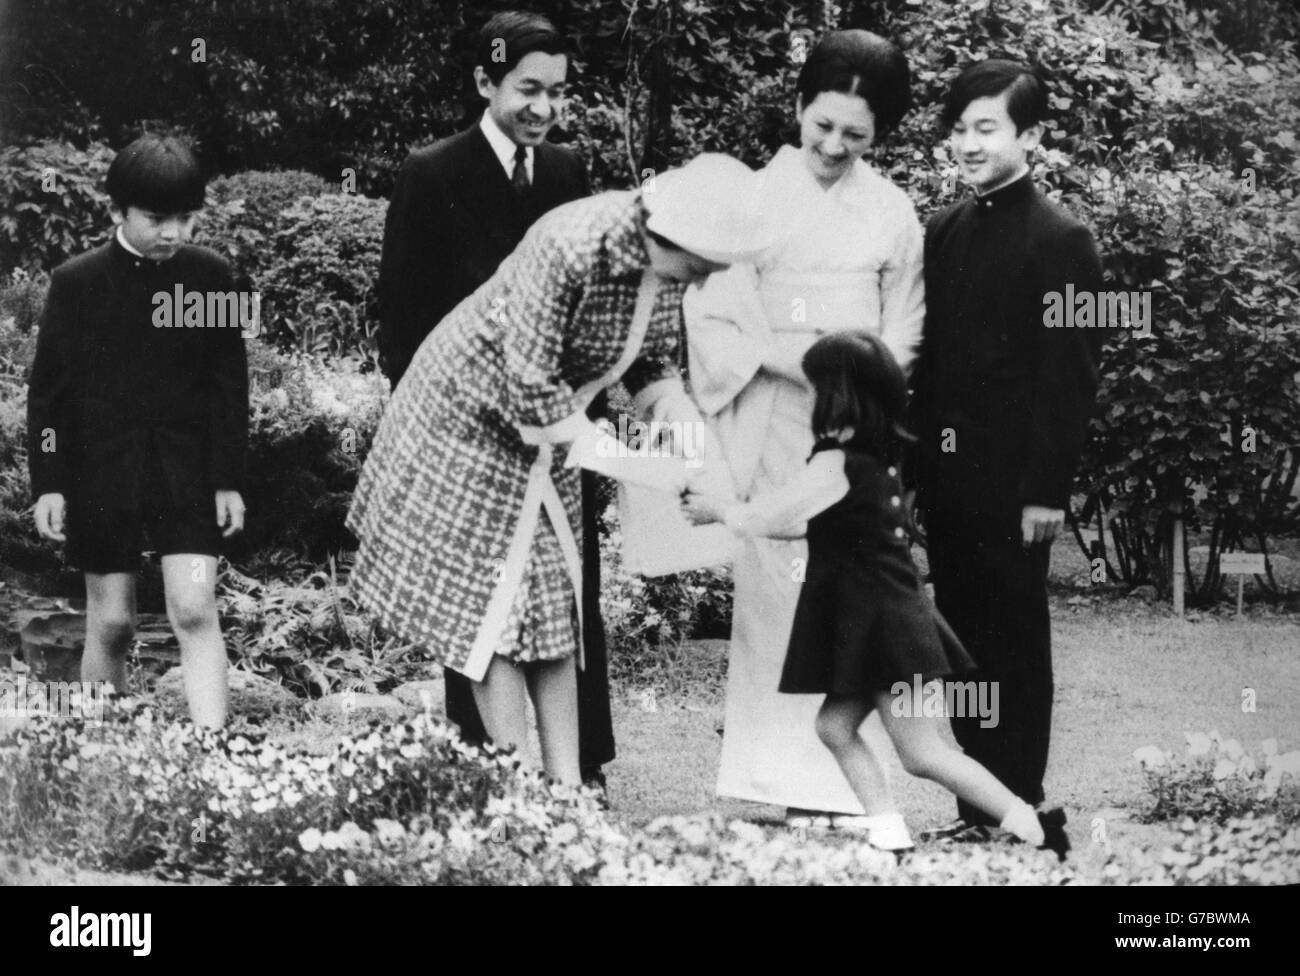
[
  {"left": 161, "top": 554, "right": 226, "bottom": 729},
  {"left": 82, "top": 572, "right": 137, "bottom": 694}
]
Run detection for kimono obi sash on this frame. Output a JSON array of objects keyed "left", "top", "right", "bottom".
[{"left": 759, "top": 270, "right": 878, "bottom": 335}]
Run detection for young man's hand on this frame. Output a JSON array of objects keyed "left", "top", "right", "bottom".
[
  {"left": 216, "top": 490, "right": 246, "bottom": 538},
  {"left": 1021, "top": 504, "right": 1064, "bottom": 546},
  {"left": 34, "top": 493, "right": 66, "bottom": 541}
]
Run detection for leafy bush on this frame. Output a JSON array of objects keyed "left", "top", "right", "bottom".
[
  {"left": 208, "top": 169, "right": 335, "bottom": 222},
  {"left": 237, "top": 343, "right": 387, "bottom": 560},
  {"left": 219, "top": 562, "right": 424, "bottom": 698},
  {"left": 196, "top": 169, "right": 336, "bottom": 282},
  {"left": 1102, "top": 814, "right": 1300, "bottom": 886},
  {"left": 1132, "top": 731, "right": 1300, "bottom": 824},
  {"left": 0, "top": 141, "right": 113, "bottom": 274},
  {"left": 0, "top": 268, "right": 50, "bottom": 334},
  {"left": 598, "top": 510, "right": 732, "bottom": 650},
  {"left": 256, "top": 193, "right": 385, "bottom": 358},
  {"left": 0, "top": 316, "right": 59, "bottom": 574}
]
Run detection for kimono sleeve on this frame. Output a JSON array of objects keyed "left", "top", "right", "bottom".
[
  {"left": 878, "top": 203, "right": 926, "bottom": 376},
  {"left": 27, "top": 268, "right": 76, "bottom": 500},
  {"left": 681, "top": 263, "right": 769, "bottom": 417}
]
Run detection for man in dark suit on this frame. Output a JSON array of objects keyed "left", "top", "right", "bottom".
[
  {"left": 378, "top": 10, "right": 614, "bottom": 787},
  {"left": 911, "top": 61, "right": 1104, "bottom": 839}
]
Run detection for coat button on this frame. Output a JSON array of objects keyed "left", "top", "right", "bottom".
[
  {"left": 894, "top": 526, "right": 905, "bottom": 539},
  {"left": 891, "top": 495, "right": 901, "bottom": 507}
]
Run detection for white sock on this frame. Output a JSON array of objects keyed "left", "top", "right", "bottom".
[
  {"left": 1000, "top": 800, "right": 1044, "bottom": 846},
  {"left": 862, "top": 812, "right": 914, "bottom": 850}
]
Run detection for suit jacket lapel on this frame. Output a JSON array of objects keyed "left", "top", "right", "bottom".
[{"left": 458, "top": 126, "right": 522, "bottom": 239}]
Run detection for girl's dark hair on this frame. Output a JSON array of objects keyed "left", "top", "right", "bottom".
[
  {"left": 105, "top": 134, "right": 206, "bottom": 214},
  {"left": 476, "top": 10, "right": 570, "bottom": 84},
  {"left": 941, "top": 59, "right": 1048, "bottom": 133},
  {"left": 795, "top": 30, "right": 911, "bottom": 135},
  {"left": 803, "top": 331, "right": 915, "bottom": 460}
]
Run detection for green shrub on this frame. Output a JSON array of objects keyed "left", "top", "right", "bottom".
[
  {"left": 1102, "top": 814, "right": 1300, "bottom": 886},
  {"left": 237, "top": 344, "right": 387, "bottom": 561},
  {"left": 196, "top": 169, "right": 336, "bottom": 282},
  {"left": 0, "top": 141, "right": 114, "bottom": 273},
  {"left": 598, "top": 502, "right": 733, "bottom": 650},
  {"left": 0, "top": 268, "right": 50, "bottom": 334},
  {"left": 219, "top": 562, "right": 424, "bottom": 698},
  {"left": 256, "top": 194, "right": 385, "bottom": 358},
  {"left": 1132, "top": 732, "right": 1300, "bottom": 824},
  {"left": 0, "top": 316, "right": 59, "bottom": 573}
]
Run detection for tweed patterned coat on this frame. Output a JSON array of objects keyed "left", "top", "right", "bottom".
[{"left": 346, "top": 190, "right": 683, "bottom": 679}]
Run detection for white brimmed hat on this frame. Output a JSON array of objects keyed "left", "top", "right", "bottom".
[{"left": 643, "top": 153, "right": 773, "bottom": 263}]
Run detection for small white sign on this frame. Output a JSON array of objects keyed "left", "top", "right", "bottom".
[{"left": 1220, "top": 552, "right": 1267, "bottom": 574}]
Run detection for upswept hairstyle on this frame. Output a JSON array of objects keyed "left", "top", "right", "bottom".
[
  {"left": 941, "top": 59, "right": 1049, "bottom": 133},
  {"left": 795, "top": 30, "right": 912, "bottom": 135},
  {"left": 475, "top": 10, "right": 570, "bottom": 84},
  {"left": 105, "top": 134, "right": 206, "bottom": 214},
  {"left": 802, "top": 331, "right": 915, "bottom": 461}
]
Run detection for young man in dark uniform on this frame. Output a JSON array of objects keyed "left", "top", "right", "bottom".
[
  {"left": 911, "top": 61, "right": 1105, "bottom": 840},
  {"left": 377, "top": 11, "right": 614, "bottom": 788}
]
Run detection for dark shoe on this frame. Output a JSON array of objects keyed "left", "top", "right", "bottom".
[
  {"left": 919, "top": 818, "right": 993, "bottom": 843},
  {"left": 582, "top": 768, "right": 609, "bottom": 810},
  {"left": 1037, "top": 807, "right": 1070, "bottom": 861}
]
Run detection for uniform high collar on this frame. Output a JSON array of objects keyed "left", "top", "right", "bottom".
[
  {"left": 972, "top": 170, "right": 1035, "bottom": 213},
  {"left": 110, "top": 230, "right": 176, "bottom": 272}
]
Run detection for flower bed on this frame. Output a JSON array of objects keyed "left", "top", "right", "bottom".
[{"left": 3, "top": 704, "right": 1296, "bottom": 886}]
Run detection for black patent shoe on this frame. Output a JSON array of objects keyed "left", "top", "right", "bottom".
[
  {"left": 919, "top": 818, "right": 993, "bottom": 843},
  {"left": 1037, "top": 807, "right": 1070, "bottom": 861}
]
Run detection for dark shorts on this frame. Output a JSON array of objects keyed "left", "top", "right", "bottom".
[{"left": 66, "top": 466, "right": 222, "bottom": 575}]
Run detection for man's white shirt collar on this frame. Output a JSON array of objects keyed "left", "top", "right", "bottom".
[{"left": 479, "top": 112, "right": 533, "bottom": 182}]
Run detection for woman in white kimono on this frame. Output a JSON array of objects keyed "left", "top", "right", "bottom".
[{"left": 684, "top": 31, "right": 925, "bottom": 822}]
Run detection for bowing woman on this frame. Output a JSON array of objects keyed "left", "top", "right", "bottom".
[{"left": 346, "top": 154, "right": 769, "bottom": 784}]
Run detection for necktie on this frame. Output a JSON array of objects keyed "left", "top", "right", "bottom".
[{"left": 512, "top": 144, "right": 531, "bottom": 197}]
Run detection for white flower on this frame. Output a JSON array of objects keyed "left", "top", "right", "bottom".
[
  {"left": 343, "top": 869, "right": 358, "bottom": 886},
  {"left": 1185, "top": 732, "right": 1213, "bottom": 757},
  {"left": 1268, "top": 751, "right": 1300, "bottom": 777},
  {"left": 299, "top": 828, "right": 323, "bottom": 853},
  {"left": 1212, "top": 758, "right": 1237, "bottom": 781},
  {"left": 1220, "top": 738, "right": 1245, "bottom": 760},
  {"left": 1261, "top": 738, "right": 1279, "bottom": 756},
  {"left": 1133, "top": 745, "right": 1167, "bottom": 768},
  {"left": 373, "top": 819, "right": 406, "bottom": 845}
]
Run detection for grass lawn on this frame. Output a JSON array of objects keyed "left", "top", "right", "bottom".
[{"left": 603, "top": 597, "right": 1300, "bottom": 872}]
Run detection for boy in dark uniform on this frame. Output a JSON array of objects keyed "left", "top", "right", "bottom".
[
  {"left": 911, "top": 61, "right": 1105, "bottom": 839},
  {"left": 28, "top": 134, "right": 249, "bottom": 728},
  {"left": 378, "top": 11, "right": 614, "bottom": 788}
]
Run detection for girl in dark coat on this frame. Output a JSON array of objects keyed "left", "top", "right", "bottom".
[{"left": 684, "top": 331, "right": 1068, "bottom": 858}]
